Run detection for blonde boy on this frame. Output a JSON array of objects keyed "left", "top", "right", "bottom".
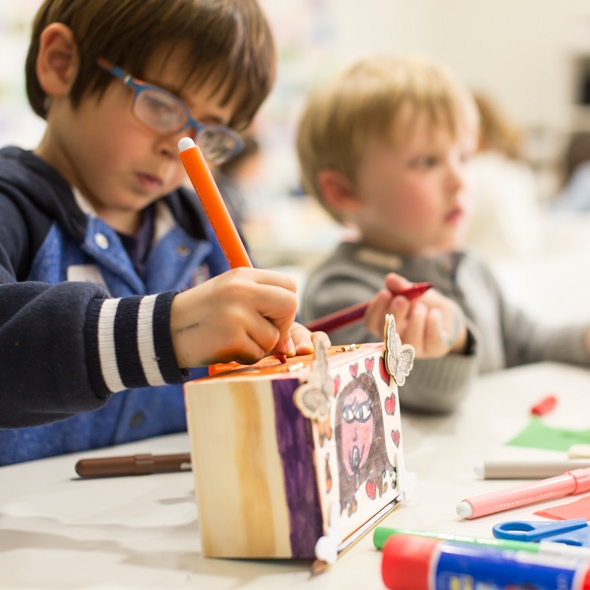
[{"left": 298, "top": 55, "right": 590, "bottom": 413}]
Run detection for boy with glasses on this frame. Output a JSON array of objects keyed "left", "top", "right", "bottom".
[{"left": 0, "top": 0, "right": 323, "bottom": 465}]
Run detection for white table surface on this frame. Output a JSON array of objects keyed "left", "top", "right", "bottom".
[{"left": 2, "top": 361, "right": 590, "bottom": 589}]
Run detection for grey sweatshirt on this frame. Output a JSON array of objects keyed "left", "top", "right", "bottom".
[{"left": 300, "top": 241, "right": 590, "bottom": 413}]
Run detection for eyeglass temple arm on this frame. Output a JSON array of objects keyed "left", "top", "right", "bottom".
[{"left": 96, "top": 58, "right": 134, "bottom": 85}]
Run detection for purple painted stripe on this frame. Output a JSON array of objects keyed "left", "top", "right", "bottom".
[{"left": 272, "top": 379, "right": 323, "bottom": 558}]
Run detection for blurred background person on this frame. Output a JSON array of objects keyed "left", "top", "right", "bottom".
[
  {"left": 214, "top": 134, "right": 262, "bottom": 235},
  {"left": 463, "top": 91, "right": 543, "bottom": 260},
  {"left": 549, "top": 131, "right": 590, "bottom": 212}
]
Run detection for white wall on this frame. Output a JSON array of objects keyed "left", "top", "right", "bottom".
[
  {"left": 269, "top": 0, "right": 584, "bottom": 131},
  {"left": 3, "top": 1, "right": 590, "bottom": 188},
  {"left": 253, "top": 0, "right": 590, "bottom": 199}
]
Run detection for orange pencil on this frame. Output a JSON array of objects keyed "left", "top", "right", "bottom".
[{"left": 178, "top": 137, "right": 252, "bottom": 268}]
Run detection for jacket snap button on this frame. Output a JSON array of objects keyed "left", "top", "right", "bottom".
[
  {"left": 94, "top": 233, "right": 109, "bottom": 249},
  {"left": 129, "top": 412, "right": 145, "bottom": 428},
  {"left": 176, "top": 245, "right": 190, "bottom": 256}
]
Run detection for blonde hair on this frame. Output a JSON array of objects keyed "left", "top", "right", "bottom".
[
  {"left": 296, "top": 54, "right": 478, "bottom": 221},
  {"left": 473, "top": 91, "right": 523, "bottom": 160}
]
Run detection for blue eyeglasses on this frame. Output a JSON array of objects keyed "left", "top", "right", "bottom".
[{"left": 97, "top": 58, "right": 244, "bottom": 165}]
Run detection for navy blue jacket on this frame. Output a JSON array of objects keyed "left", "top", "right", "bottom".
[{"left": 0, "top": 147, "right": 230, "bottom": 465}]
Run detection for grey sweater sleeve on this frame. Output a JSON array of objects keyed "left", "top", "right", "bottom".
[
  {"left": 397, "top": 317, "right": 480, "bottom": 414},
  {"left": 500, "top": 299, "right": 590, "bottom": 367},
  {"left": 470, "top": 260, "right": 590, "bottom": 368}
]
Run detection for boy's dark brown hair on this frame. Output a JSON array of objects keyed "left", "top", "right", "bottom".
[{"left": 26, "top": 0, "right": 276, "bottom": 131}]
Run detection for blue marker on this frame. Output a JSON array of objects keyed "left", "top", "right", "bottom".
[{"left": 382, "top": 533, "right": 590, "bottom": 590}]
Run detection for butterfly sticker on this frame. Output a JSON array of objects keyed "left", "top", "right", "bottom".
[
  {"left": 293, "top": 339, "right": 334, "bottom": 421},
  {"left": 383, "top": 314, "right": 415, "bottom": 386}
]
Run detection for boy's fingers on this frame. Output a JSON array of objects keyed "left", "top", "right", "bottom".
[
  {"left": 290, "top": 322, "right": 312, "bottom": 354},
  {"left": 365, "top": 290, "right": 394, "bottom": 335},
  {"left": 384, "top": 272, "right": 413, "bottom": 294},
  {"left": 273, "top": 335, "right": 296, "bottom": 357},
  {"left": 311, "top": 329, "right": 331, "bottom": 349},
  {"left": 265, "top": 311, "right": 299, "bottom": 339},
  {"left": 251, "top": 268, "right": 298, "bottom": 293},
  {"left": 222, "top": 281, "right": 298, "bottom": 358},
  {"left": 424, "top": 308, "right": 444, "bottom": 353},
  {"left": 255, "top": 283, "right": 298, "bottom": 318},
  {"left": 290, "top": 322, "right": 330, "bottom": 356},
  {"left": 274, "top": 324, "right": 332, "bottom": 360},
  {"left": 385, "top": 296, "right": 411, "bottom": 335},
  {"left": 404, "top": 302, "right": 427, "bottom": 350}
]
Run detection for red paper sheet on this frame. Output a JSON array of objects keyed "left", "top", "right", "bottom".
[{"left": 534, "top": 495, "right": 590, "bottom": 520}]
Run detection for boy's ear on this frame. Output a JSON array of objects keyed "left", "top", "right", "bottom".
[
  {"left": 36, "top": 23, "right": 80, "bottom": 97},
  {"left": 317, "top": 169, "right": 362, "bottom": 214}
]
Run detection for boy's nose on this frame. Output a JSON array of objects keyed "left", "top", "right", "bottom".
[
  {"left": 445, "top": 159, "right": 469, "bottom": 194},
  {"left": 156, "top": 130, "right": 190, "bottom": 160}
]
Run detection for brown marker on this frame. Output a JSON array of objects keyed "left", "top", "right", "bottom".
[{"left": 75, "top": 452, "right": 192, "bottom": 478}]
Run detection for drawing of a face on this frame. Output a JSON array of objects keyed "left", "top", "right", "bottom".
[
  {"left": 341, "top": 387, "right": 374, "bottom": 478},
  {"left": 335, "top": 370, "right": 394, "bottom": 515}
]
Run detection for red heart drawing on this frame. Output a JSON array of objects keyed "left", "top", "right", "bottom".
[
  {"left": 364, "top": 356, "right": 375, "bottom": 374},
  {"left": 379, "top": 356, "right": 390, "bottom": 385},
  {"left": 391, "top": 429, "right": 401, "bottom": 447},
  {"left": 384, "top": 394, "right": 396, "bottom": 415},
  {"left": 365, "top": 479, "right": 376, "bottom": 500},
  {"left": 349, "top": 362, "right": 358, "bottom": 378},
  {"left": 333, "top": 374, "right": 341, "bottom": 397}
]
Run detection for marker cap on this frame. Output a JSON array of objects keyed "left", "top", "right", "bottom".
[
  {"left": 382, "top": 534, "right": 439, "bottom": 590},
  {"left": 530, "top": 394, "right": 557, "bottom": 416},
  {"left": 569, "top": 444, "right": 590, "bottom": 459},
  {"left": 383, "top": 533, "right": 590, "bottom": 590},
  {"left": 178, "top": 137, "right": 195, "bottom": 152},
  {"left": 456, "top": 500, "right": 473, "bottom": 518},
  {"left": 570, "top": 466, "right": 590, "bottom": 494}
]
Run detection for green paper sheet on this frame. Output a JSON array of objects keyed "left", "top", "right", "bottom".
[{"left": 506, "top": 417, "right": 590, "bottom": 452}]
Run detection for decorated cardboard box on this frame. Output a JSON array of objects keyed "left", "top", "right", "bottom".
[{"left": 184, "top": 315, "right": 415, "bottom": 563}]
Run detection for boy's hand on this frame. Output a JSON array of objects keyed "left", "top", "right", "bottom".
[
  {"left": 364, "top": 272, "right": 467, "bottom": 359},
  {"left": 170, "top": 268, "right": 299, "bottom": 367},
  {"left": 289, "top": 322, "right": 331, "bottom": 357}
]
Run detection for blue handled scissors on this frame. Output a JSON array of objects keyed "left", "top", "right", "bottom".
[{"left": 493, "top": 518, "right": 590, "bottom": 546}]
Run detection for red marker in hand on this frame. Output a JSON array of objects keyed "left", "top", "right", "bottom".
[{"left": 305, "top": 282, "right": 433, "bottom": 333}]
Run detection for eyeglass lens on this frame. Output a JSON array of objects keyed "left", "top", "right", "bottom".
[
  {"left": 134, "top": 89, "right": 239, "bottom": 164},
  {"left": 135, "top": 89, "right": 185, "bottom": 134}
]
